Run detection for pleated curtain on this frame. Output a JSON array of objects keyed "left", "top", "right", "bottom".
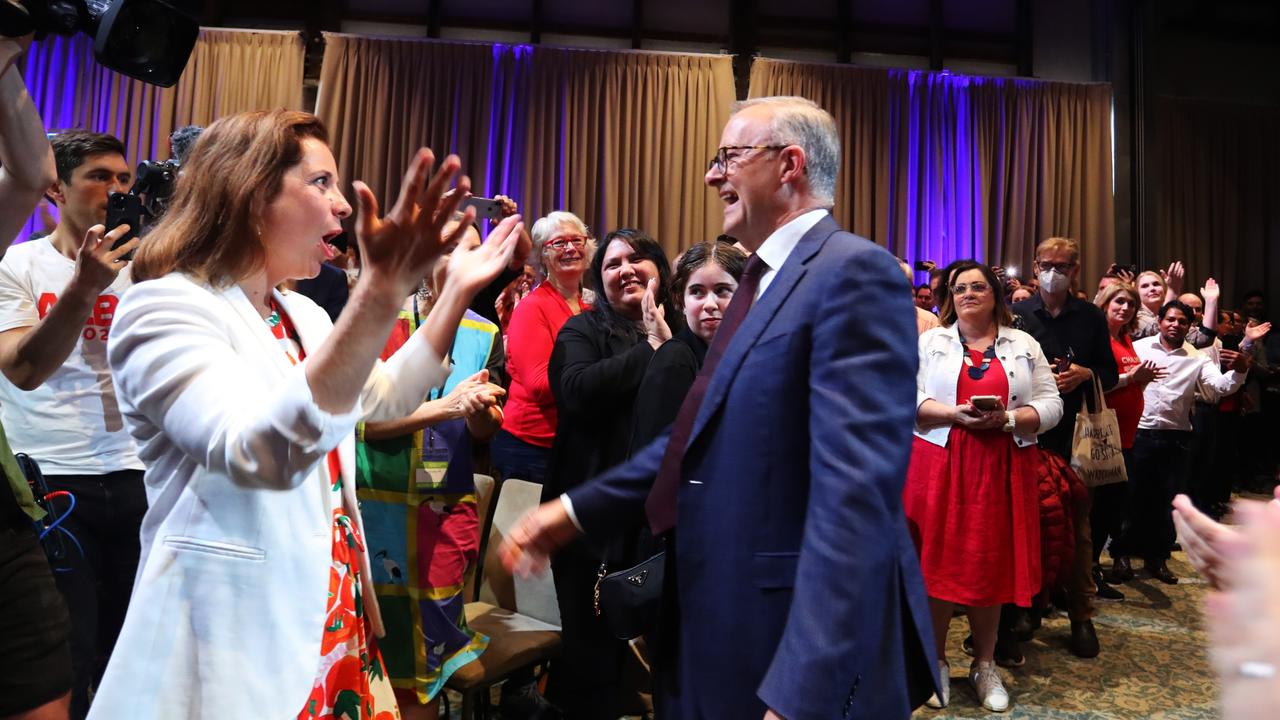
[
  {"left": 748, "top": 57, "right": 1116, "bottom": 287},
  {"left": 316, "top": 35, "right": 736, "bottom": 261}
]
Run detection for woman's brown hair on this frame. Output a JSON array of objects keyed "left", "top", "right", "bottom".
[
  {"left": 936, "top": 260, "right": 1014, "bottom": 327},
  {"left": 1095, "top": 281, "right": 1141, "bottom": 338},
  {"left": 131, "top": 110, "right": 329, "bottom": 286}
]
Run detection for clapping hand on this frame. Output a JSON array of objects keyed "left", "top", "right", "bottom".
[
  {"left": 1220, "top": 349, "right": 1253, "bottom": 374},
  {"left": 1246, "top": 321, "right": 1272, "bottom": 344},
  {"left": 493, "top": 194, "right": 531, "bottom": 270},
  {"left": 444, "top": 214, "right": 524, "bottom": 297},
  {"left": 1162, "top": 260, "right": 1186, "bottom": 295},
  {"left": 351, "top": 149, "right": 474, "bottom": 301},
  {"left": 1130, "top": 359, "right": 1168, "bottom": 386},
  {"left": 641, "top": 277, "right": 672, "bottom": 350},
  {"left": 443, "top": 369, "right": 505, "bottom": 419},
  {"left": 1200, "top": 497, "right": 1280, "bottom": 720}
]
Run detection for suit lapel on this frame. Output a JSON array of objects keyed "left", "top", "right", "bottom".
[{"left": 685, "top": 216, "right": 840, "bottom": 445}]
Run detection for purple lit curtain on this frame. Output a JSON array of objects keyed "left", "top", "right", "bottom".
[
  {"left": 16, "top": 28, "right": 305, "bottom": 242},
  {"left": 749, "top": 58, "right": 1116, "bottom": 288},
  {"left": 316, "top": 34, "right": 736, "bottom": 260}
]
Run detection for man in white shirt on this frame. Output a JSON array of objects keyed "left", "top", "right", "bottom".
[
  {"left": 1118, "top": 300, "right": 1248, "bottom": 585},
  {"left": 0, "top": 129, "right": 143, "bottom": 719}
]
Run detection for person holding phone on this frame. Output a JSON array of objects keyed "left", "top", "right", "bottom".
[
  {"left": 907, "top": 260, "right": 1062, "bottom": 712},
  {"left": 0, "top": 128, "right": 144, "bottom": 720}
]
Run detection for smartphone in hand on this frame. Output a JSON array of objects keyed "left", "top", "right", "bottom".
[
  {"left": 106, "top": 192, "right": 143, "bottom": 259},
  {"left": 969, "top": 395, "right": 1004, "bottom": 412},
  {"left": 462, "top": 196, "right": 505, "bottom": 221}
]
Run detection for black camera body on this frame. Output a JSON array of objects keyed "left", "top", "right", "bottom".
[
  {"left": 1, "top": 0, "right": 198, "bottom": 87},
  {"left": 105, "top": 157, "right": 180, "bottom": 257}
]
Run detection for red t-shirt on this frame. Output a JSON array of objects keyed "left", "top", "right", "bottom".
[
  {"left": 502, "top": 282, "right": 588, "bottom": 447},
  {"left": 1106, "top": 334, "right": 1144, "bottom": 449}
]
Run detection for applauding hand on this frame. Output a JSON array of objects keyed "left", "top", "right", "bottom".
[{"left": 351, "top": 149, "right": 473, "bottom": 302}]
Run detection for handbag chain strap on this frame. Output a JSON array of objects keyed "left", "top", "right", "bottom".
[{"left": 593, "top": 561, "right": 607, "bottom": 617}]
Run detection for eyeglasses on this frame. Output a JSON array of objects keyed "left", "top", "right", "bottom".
[
  {"left": 547, "top": 236, "right": 588, "bottom": 251},
  {"left": 950, "top": 282, "right": 992, "bottom": 296},
  {"left": 707, "top": 145, "right": 788, "bottom": 174},
  {"left": 1036, "top": 261, "right": 1078, "bottom": 274}
]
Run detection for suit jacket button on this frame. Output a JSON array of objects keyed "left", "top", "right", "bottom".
[
  {"left": 1011, "top": 395, "right": 1017, "bottom": 401},
  {"left": 1008, "top": 371, "right": 1015, "bottom": 377}
]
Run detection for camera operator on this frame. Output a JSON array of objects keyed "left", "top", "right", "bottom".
[
  {"left": 0, "top": 34, "right": 73, "bottom": 720},
  {"left": 0, "top": 122, "right": 142, "bottom": 719}
]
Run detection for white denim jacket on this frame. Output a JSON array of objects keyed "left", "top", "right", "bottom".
[{"left": 914, "top": 324, "right": 1063, "bottom": 448}]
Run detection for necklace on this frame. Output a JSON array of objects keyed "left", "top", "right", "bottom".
[{"left": 957, "top": 329, "right": 996, "bottom": 380}]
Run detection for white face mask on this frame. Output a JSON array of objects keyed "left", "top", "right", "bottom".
[{"left": 1038, "top": 268, "right": 1069, "bottom": 294}]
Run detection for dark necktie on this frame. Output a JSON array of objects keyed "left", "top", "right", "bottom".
[{"left": 645, "top": 252, "right": 768, "bottom": 534}]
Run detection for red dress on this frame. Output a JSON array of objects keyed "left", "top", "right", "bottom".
[{"left": 903, "top": 351, "right": 1041, "bottom": 607}]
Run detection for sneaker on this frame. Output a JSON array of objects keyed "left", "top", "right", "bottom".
[
  {"left": 925, "top": 659, "right": 950, "bottom": 708},
  {"left": 969, "top": 660, "right": 1010, "bottom": 713}
]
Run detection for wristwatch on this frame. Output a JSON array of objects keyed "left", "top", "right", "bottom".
[{"left": 1002, "top": 411, "right": 1016, "bottom": 433}]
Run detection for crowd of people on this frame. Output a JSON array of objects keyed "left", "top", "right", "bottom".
[{"left": 3, "top": 32, "right": 1280, "bottom": 720}]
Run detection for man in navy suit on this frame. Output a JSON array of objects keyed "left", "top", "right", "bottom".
[{"left": 502, "top": 96, "right": 938, "bottom": 719}]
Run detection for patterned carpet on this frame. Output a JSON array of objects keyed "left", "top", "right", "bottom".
[{"left": 915, "top": 553, "right": 1219, "bottom": 720}]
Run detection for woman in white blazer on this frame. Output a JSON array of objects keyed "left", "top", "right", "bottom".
[
  {"left": 92, "top": 110, "right": 522, "bottom": 720},
  {"left": 903, "top": 260, "right": 1062, "bottom": 714}
]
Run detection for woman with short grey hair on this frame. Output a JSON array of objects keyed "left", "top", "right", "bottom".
[{"left": 492, "top": 211, "right": 594, "bottom": 487}]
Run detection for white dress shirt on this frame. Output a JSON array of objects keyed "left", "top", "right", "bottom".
[
  {"left": 1134, "top": 335, "right": 1244, "bottom": 431},
  {"left": 752, "top": 208, "right": 828, "bottom": 300}
]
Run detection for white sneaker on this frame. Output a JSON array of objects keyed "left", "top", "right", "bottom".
[
  {"left": 969, "top": 660, "right": 1010, "bottom": 712},
  {"left": 925, "top": 659, "right": 950, "bottom": 708}
]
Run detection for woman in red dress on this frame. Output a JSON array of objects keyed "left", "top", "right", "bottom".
[{"left": 905, "top": 261, "right": 1063, "bottom": 713}]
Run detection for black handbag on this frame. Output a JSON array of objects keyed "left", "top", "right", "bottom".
[{"left": 593, "top": 550, "right": 665, "bottom": 640}]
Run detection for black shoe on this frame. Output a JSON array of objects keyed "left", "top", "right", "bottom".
[
  {"left": 1107, "top": 557, "right": 1134, "bottom": 583},
  {"left": 1010, "top": 607, "right": 1037, "bottom": 641},
  {"left": 1070, "top": 619, "right": 1100, "bottom": 658},
  {"left": 962, "top": 633, "right": 1026, "bottom": 668},
  {"left": 499, "top": 681, "right": 562, "bottom": 720},
  {"left": 1146, "top": 559, "right": 1179, "bottom": 585},
  {"left": 1093, "top": 565, "right": 1125, "bottom": 601}
]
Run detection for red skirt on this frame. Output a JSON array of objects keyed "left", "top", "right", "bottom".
[{"left": 903, "top": 428, "right": 1041, "bottom": 607}]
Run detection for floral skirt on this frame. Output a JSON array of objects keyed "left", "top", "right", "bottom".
[{"left": 297, "top": 511, "right": 401, "bottom": 720}]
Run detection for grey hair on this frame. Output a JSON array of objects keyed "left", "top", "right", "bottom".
[
  {"left": 530, "top": 211, "right": 595, "bottom": 279},
  {"left": 730, "top": 96, "right": 840, "bottom": 206}
]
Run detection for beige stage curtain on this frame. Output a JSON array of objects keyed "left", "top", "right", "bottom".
[
  {"left": 748, "top": 58, "right": 1115, "bottom": 286},
  {"left": 31, "top": 28, "right": 303, "bottom": 164},
  {"left": 516, "top": 48, "right": 736, "bottom": 256},
  {"left": 1150, "top": 98, "right": 1280, "bottom": 305},
  {"left": 316, "top": 34, "right": 508, "bottom": 217},
  {"left": 316, "top": 36, "right": 735, "bottom": 260}
]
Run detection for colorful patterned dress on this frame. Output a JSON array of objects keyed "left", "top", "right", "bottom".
[
  {"left": 356, "top": 303, "right": 499, "bottom": 704},
  {"left": 265, "top": 300, "right": 401, "bottom": 720}
]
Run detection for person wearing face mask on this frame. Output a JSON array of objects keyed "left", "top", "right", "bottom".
[
  {"left": 1010, "top": 237, "right": 1119, "bottom": 661},
  {"left": 545, "top": 228, "right": 675, "bottom": 719},
  {"left": 630, "top": 240, "right": 747, "bottom": 451}
]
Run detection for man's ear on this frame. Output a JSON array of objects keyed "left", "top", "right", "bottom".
[
  {"left": 44, "top": 177, "right": 64, "bottom": 207},
  {"left": 778, "top": 145, "right": 807, "bottom": 187}
]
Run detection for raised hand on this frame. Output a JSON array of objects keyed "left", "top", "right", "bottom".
[
  {"left": 72, "top": 223, "right": 140, "bottom": 295},
  {"left": 1162, "top": 260, "right": 1185, "bottom": 295},
  {"left": 1246, "top": 321, "right": 1272, "bottom": 344},
  {"left": 641, "top": 277, "right": 672, "bottom": 349},
  {"left": 1115, "top": 267, "right": 1136, "bottom": 284},
  {"left": 444, "top": 215, "right": 523, "bottom": 296},
  {"left": 1202, "top": 278, "right": 1221, "bottom": 303},
  {"left": 351, "top": 149, "right": 473, "bottom": 301}
]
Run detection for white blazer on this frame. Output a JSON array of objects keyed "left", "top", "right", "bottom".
[
  {"left": 91, "top": 274, "right": 448, "bottom": 720},
  {"left": 914, "top": 324, "right": 1063, "bottom": 448}
]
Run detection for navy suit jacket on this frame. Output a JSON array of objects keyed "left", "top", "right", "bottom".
[{"left": 567, "top": 216, "right": 939, "bottom": 720}]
